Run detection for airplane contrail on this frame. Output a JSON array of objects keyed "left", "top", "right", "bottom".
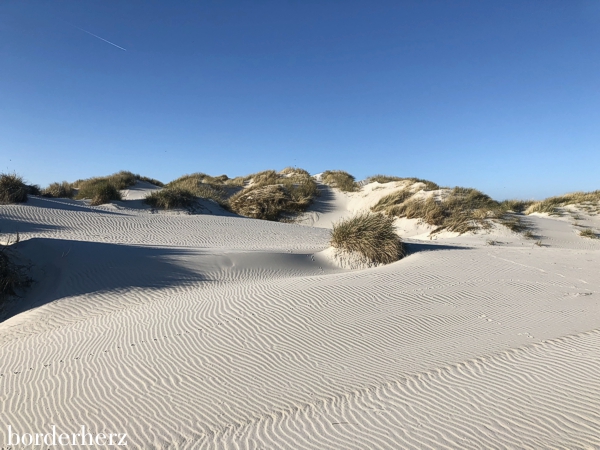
[{"left": 72, "top": 25, "right": 127, "bottom": 51}]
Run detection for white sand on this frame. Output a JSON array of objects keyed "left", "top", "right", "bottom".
[{"left": 1, "top": 183, "right": 600, "bottom": 449}]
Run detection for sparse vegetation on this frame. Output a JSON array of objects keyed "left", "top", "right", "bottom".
[
  {"left": 523, "top": 230, "right": 535, "bottom": 239},
  {"left": 166, "top": 173, "right": 227, "bottom": 205},
  {"left": 0, "top": 173, "right": 29, "bottom": 204},
  {"left": 42, "top": 181, "right": 74, "bottom": 199},
  {"left": 526, "top": 191, "right": 600, "bottom": 215},
  {"left": 500, "top": 199, "right": 534, "bottom": 213},
  {"left": 144, "top": 188, "right": 196, "bottom": 209},
  {"left": 330, "top": 212, "right": 404, "bottom": 265},
  {"left": 0, "top": 234, "right": 31, "bottom": 302},
  {"left": 228, "top": 168, "right": 318, "bottom": 220},
  {"left": 135, "top": 175, "right": 164, "bottom": 187},
  {"left": 371, "top": 188, "right": 415, "bottom": 215},
  {"left": 79, "top": 181, "right": 122, "bottom": 206},
  {"left": 321, "top": 170, "right": 359, "bottom": 192},
  {"left": 367, "top": 175, "right": 404, "bottom": 184},
  {"left": 580, "top": 229, "right": 598, "bottom": 239}
]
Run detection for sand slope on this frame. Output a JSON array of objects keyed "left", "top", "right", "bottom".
[{"left": 1, "top": 191, "right": 600, "bottom": 449}]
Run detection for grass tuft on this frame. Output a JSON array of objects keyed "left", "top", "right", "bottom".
[
  {"left": 42, "top": 181, "right": 74, "bottom": 199},
  {"left": 321, "top": 170, "right": 359, "bottom": 192},
  {"left": 330, "top": 212, "right": 404, "bottom": 265},
  {"left": 144, "top": 188, "right": 196, "bottom": 209},
  {"left": 228, "top": 168, "right": 318, "bottom": 220},
  {"left": 0, "top": 234, "right": 31, "bottom": 301},
  {"left": 579, "top": 229, "right": 598, "bottom": 239},
  {"left": 367, "top": 175, "right": 404, "bottom": 184},
  {"left": 0, "top": 173, "right": 29, "bottom": 204},
  {"left": 526, "top": 191, "right": 600, "bottom": 215},
  {"left": 166, "top": 173, "right": 227, "bottom": 204}
]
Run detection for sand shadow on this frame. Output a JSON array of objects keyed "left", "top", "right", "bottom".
[
  {"left": 27, "top": 196, "right": 125, "bottom": 215},
  {"left": 308, "top": 184, "right": 338, "bottom": 214},
  {"left": 403, "top": 241, "right": 471, "bottom": 255},
  {"left": 0, "top": 217, "right": 63, "bottom": 235},
  {"left": 2, "top": 238, "right": 209, "bottom": 321}
]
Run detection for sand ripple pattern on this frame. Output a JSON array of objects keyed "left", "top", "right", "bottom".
[{"left": 1, "top": 197, "right": 600, "bottom": 448}]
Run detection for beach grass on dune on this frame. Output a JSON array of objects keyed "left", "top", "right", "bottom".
[
  {"left": 228, "top": 168, "right": 318, "bottom": 220},
  {"left": 0, "top": 235, "right": 31, "bottom": 301},
  {"left": 0, "top": 173, "right": 29, "bottom": 205},
  {"left": 42, "top": 181, "right": 75, "bottom": 199},
  {"left": 321, "top": 170, "right": 359, "bottom": 192},
  {"left": 526, "top": 191, "right": 600, "bottom": 215},
  {"left": 166, "top": 173, "right": 227, "bottom": 205},
  {"left": 372, "top": 185, "right": 531, "bottom": 235},
  {"left": 144, "top": 188, "right": 197, "bottom": 209},
  {"left": 331, "top": 212, "right": 404, "bottom": 265},
  {"left": 579, "top": 229, "right": 598, "bottom": 239}
]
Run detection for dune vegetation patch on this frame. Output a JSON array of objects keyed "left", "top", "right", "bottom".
[
  {"left": 579, "top": 229, "right": 598, "bottom": 239},
  {"left": 526, "top": 191, "right": 600, "bottom": 215},
  {"left": 42, "top": 181, "right": 74, "bottom": 199},
  {"left": 373, "top": 186, "right": 530, "bottom": 235},
  {"left": 0, "top": 235, "right": 31, "bottom": 304},
  {"left": 228, "top": 168, "right": 318, "bottom": 220},
  {"left": 166, "top": 173, "right": 228, "bottom": 205},
  {"left": 144, "top": 188, "right": 197, "bottom": 209},
  {"left": 74, "top": 171, "right": 165, "bottom": 205},
  {"left": 367, "top": 175, "right": 404, "bottom": 184},
  {"left": 330, "top": 212, "right": 404, "bottom": 265},
  {"left": 321, "top": 170, "right": 359, "bottom": 192},
  {"left": 0, "top": 173, "right": 30, "bottom": 205}
]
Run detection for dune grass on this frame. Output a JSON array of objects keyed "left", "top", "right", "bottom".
[
  {"left": 42, "top": 181, "right": 74, "bottom": 199},
  {"left": 166, "top": 173, "right": 227, "bottom": 205},
  {"left": 0, "top": 173, "right": 30, "bottom": 205},
  {"left": 526, "top": 191, "right": 600, "bottom": 215},
  {"left": 367, "top": 175, "right": 404, "bottom": 184},
  {"left": 321, "top": 170, "right": 359, "bottom": 192},
  {"left": 372, "top": 186, "right": 529, "bottom": 235},
  {"left": 228, "top": 168, "right": 318, "bottom": 220},
  {"left": 0, "top": 234, "right": 31, "bottom": 302},
  {"left": 136, "top": 175, "right": 164, "bottom": 187},
  {"left": 74, "top": 171, "right": 150, "bottom": 205},
  {"left": 144, "top": 188, "right": 196, "bottom": 209},
  {"left": 579, "top": 229, "right": 598, "bottom": 239},
  {"left": 330, "top": 212, "right": 404, "bottom": 265}
]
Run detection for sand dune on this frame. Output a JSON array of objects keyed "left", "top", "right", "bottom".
[{"left": 1, "top": 182, "right": 599, "bottom": 448}]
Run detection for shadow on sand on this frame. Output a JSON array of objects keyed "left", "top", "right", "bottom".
[{"left": 2, "top": 238, "right": 208, "bottom": 322}]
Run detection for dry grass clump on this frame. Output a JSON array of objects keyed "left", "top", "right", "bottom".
[
  {"left": 371, "top": 188, "right": 415, "bottom": 214},
  {"left": 144, "top": 188, "right": 196, "bottom": 209},
  {"left": 78, "top": 181, "right": 122, "bottom": 206},
  {"left": 229, "top": 168, "right": 318, "bottom": 220},
  {"left": 166, "top": 173, "right": 227, "bottom": 205},
  {"left": 330, "top": 213, "right": 404, "bottom": 265},
  {"left": 500, "top": 199, "right": 534, "bottom": 213},
  {"left": 280, "top": 167, "right": 311, "bottom": 177},
  {"left": 0, "top": 173, "right": 29, "bottom": 204},
  {"left": 1, "top": 234, "right": 31, "bottom": 301},
  {"left": 135, "top": 175, "right": 164, "bottom": 187},
  {"left": 42, "top": 181, "right": 74, "bottom": 199},
  {"left": 526, "top": 191, "right": 600, "bottom": 215},
  {"left": 321, "top": 170, "right": 359, "bottom": 192},
  {"left": 367, "top": 175, "right": 404, "bottom": 184},
  {"left": 73, "top": 171, "right": 143, "bottom": 205},
  {"left": 579, "top": 229, "right": 598, "bottom": 239},
  {"left": 376, "top": 187, "right": 506, "bottom": 234}
]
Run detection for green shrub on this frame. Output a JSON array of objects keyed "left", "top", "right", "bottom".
[
  {"left": 330, "top": 212, "right": 404, "bottom": 265},
  {"left": 0, "top": 173, "right": 29, "bottom": 204},
  {"left": 144, "top": 188, "right": 196, "bottom": 209},
  {"left": 321, "top": 170, "right": 359, "bottom": 192},
  {"left": 42, "top": 181, "right": 74, "bottom": 198}
]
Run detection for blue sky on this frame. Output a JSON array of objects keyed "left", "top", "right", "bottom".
[{"left": 1, "top": 1, "right": 599, "bottom": 200}]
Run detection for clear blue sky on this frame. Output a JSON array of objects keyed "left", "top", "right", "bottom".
[{"left": 1, "top": 1, "right": 599, "bottom": 200}]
